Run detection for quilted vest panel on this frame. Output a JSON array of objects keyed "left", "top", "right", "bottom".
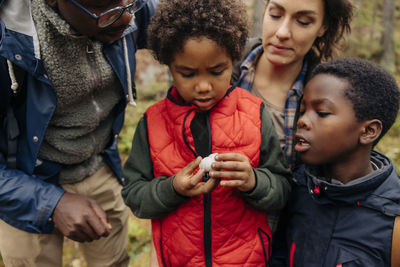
[{"left": 146, "top": 87, "right": 271, "bottom": 266}]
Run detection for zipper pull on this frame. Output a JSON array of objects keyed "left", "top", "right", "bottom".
[{"left": 86, "top": 41, "right": 94, "bottom": 54}]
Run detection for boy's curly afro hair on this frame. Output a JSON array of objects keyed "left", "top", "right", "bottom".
[
  {"left": 146, "top": 0, "right": 249, "bottom": 65},
  {"left": 312, "top": 57, "right": 400, "bottom": 143}
]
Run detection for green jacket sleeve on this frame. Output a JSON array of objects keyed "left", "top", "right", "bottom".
[
  {"left": 242, "top": 105, "right": 292, "bottom": 211},
  {"left": 122, "top": 116, "right": 189, "bottom": 219}
]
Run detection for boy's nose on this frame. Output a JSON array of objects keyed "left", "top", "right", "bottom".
[
  {"left": 297, "top": 116, "right": 310, "bottom": 130},
  {"left": 196, "top": 80, "right": 212, "bottom": 93}
]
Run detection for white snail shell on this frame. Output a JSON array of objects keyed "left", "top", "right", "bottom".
[{"left": 199, "top": 153, "right": 218, "bottom": 171}]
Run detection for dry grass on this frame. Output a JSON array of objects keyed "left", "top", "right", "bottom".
[{"left": 62, "top": 215, "right": 152, "bottom": 267}]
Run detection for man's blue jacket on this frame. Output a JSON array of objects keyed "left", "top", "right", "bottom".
[{"left": 0, "top": 0, "right": 157, "bottom": 234}]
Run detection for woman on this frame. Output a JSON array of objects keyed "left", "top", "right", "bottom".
[
  {"left": 232, "top": 0, "right": 354, "bottom": 236},
  {"left": 232, "top": 0, "right": 354, "bottom": 168}
]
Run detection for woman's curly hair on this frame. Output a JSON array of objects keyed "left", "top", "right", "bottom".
[
  {"left": 147, "top": 0, "right": 249, "bottom": 65},
  {"left": 317, "top": 0, "right": 354, "bottom": 61}
]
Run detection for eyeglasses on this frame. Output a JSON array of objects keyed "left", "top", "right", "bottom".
[{"left": 67, "top": 0, "right": 147, "bottom": 28}]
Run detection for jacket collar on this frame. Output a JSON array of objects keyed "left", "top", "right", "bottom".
[{"left": 294, "top": 151, "right": 400, "bottom": 215}]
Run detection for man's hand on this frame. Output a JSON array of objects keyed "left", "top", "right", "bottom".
[
  {"left": 52, "top": 192, "right": 112, "bottom": 242},
  {"left": 173, "top": 157, "right": 219, "bottom": 197}
]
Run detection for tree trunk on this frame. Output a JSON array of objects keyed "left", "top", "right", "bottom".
[
  {"left": 368, "top": 0, "right": 379, "bottom": 48},
  {"left": 251, "top": 0, "right": 265, "bottom": 37},
  {"left": 380, "top": 0, "right": 396, "bottom": 73}
]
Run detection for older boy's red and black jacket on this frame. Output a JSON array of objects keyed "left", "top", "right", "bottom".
[
  {"left": 122, "top": 86, "right": 292, "bottom": 267},
  {"left": 269, "top": 151, "right": 400, "bottom": 267}
]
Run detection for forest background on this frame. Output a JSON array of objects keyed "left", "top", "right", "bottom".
[{"left": 0, "top": 0, "right": 399, "bottom": 266}]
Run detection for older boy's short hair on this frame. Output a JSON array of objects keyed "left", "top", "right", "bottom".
[
  {"left": 146, "top": 0, "right": 249, "bottom": 65},
  {"left": 312, "top": 57, "right": 400, "bottom": 142}
]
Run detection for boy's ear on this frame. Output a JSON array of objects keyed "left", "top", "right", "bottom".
[
  {"left": 359, "top": 119, "right": 382, "bottom": 145},
  {"left": 46, "top": 0, "right": 57, "bottom": 8}
]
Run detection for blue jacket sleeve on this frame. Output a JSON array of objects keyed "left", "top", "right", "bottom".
[
  {"left": 0, "top": 162, "right": 65, "bottom": 233},
  {"left": 0, "top": 58, "right": 65, "bottom": 234}
]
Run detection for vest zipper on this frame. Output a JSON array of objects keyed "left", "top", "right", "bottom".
[
  {"left": 204, "top": 113, "right": 212, "bottom": 267},
  {"left": 204, "top": 173, "right": 212, "bottom": 267},
  {"left": 186, "top": 110, "right": 213, "bottom": 266}
]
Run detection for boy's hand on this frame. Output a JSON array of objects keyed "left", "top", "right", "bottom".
[
  {"left": 173, "top": 157, "right": 219, "bottom": 197},
  {"left": 52, "top": 192, "right": 112, "bottom": 242},
  {"left": 209, "top": 153, "right": 256, "bottom": 192}
]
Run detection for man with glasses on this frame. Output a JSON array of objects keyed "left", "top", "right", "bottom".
[{"left": 0, "top": 0, "right": 157, "bottom": 266}]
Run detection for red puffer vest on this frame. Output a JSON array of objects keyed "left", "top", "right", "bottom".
[{"left": 146, "top": 86, "right": 272, "bottom": 267}]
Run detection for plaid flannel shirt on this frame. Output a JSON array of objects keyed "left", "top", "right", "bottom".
[
  {"left": 235, "top": 44, "right": 308, "bottom": 167},
  {"left": 235, "top": 44, "right": 308, "bottom": 234}
]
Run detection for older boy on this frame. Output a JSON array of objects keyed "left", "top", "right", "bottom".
[
  {"left": 270, "top": 57, "right": 400, "bottom": 266},
  {"left": 0, "top": 0, "right": 157, "bottom": 266}
]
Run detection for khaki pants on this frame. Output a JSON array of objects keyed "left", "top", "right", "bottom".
[{"left": 0, "top": 165, "right": 130, "bottom": 267}]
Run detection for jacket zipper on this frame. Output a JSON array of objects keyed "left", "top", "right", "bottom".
[
  {"left": 183, "top": 110, "right": 213, "bottom": 266},
  {"left": 203, "top": 174, "right": 212, "bottom": 267},
  {"left": 204, "top": 113, "right": 212, "bottom": 267}
]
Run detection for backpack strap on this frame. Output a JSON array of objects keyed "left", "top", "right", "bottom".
[{"left": 392, "top": 216, "right": 400, "bottom": 267}]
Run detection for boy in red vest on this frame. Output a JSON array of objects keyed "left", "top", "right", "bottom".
[{"left": 122, "top": 0, "right": 292, "bottom": 266}]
